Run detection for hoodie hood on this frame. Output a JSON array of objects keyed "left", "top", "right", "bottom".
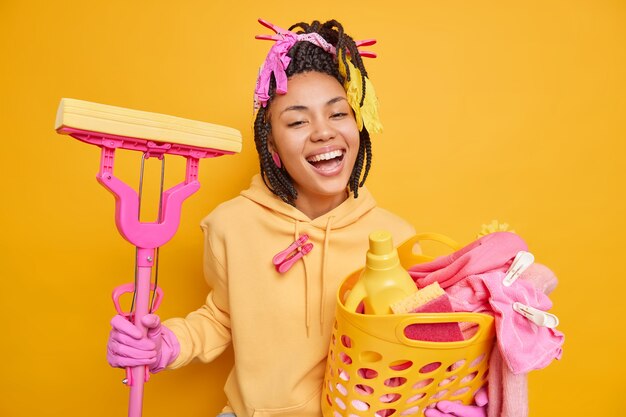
[{"left": 240, "top": 174, "right": 377, "bottom": 228}]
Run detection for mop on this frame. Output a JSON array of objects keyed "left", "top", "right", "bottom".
[{"left": 55, "top": 98, "right": 242, "bottom": 417}]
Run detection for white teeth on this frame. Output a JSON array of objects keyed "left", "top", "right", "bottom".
[{"left": 307, "top": 150, "right": 343, "bottom": 162}]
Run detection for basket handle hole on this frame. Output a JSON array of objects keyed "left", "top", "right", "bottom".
[
  {"left": 461, "top": 322, "right": 479, "bottom": 339},
  {"left": 404, "top": 323, "right": 464, "bottom": 342}
]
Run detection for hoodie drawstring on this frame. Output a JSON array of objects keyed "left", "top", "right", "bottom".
[
  {"left": 275, "top": 217, "right": 335, "bottom": 337},
  {"left": 294, "top": 221, "right": 313, "bottom": 336},
  {"left": 320, "top": 216, "right": 334, "bottom": 334}
]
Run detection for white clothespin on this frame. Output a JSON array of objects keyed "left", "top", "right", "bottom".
[
  {"left": 513, "top": 302, "right": 560, "bottom": 328},
  {"left": 503, "top": 251, "right": 535, "bottom": 286}
]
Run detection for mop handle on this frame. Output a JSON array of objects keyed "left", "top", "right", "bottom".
[
  {"left": 111, "top": 276, "right": 165, "bottom": 366},
  {"left": 97, "top": 145, "right": 197, "bottom": 417},
  {"left": 112, "top": 281, "right": 164, "bottom": 320},
  {"left": 112, "top": 248, "right": 166, "bottom": 417},
  {"left": 126, "top": 248, "right": 156, "bottom": 417}
]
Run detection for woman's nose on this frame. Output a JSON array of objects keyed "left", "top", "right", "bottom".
[{"left": 310, "top": 118, "right": 336, "bottom": 142}]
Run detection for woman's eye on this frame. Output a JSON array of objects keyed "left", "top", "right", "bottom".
[
  {"left": 287, "top": 120, "right": 306, "bottom": 127},
  {"left": 331, "top": 112, "right": 348, "bottom": 119}
]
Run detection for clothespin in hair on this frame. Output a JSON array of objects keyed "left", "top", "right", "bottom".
[
  {"left": 255, "top": 18, "right": 290, "bottom": 41},
  {"left": 256, "top": 18, "right": 378, "bottom": 58},
  {"left": 354, "top": 39, "right": 377, "bottom": 58}
]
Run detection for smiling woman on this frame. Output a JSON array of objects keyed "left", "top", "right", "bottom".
[
  {"left": 267, "top": 72, "right": 360, "bottom": 219},
  {"left": 252, "top": 20, "right": 378, "bottom": 210},
  {"left": 105, "top": 18, "right": 420, "bottom": 417},
  {"left": 100, "top": 16, "right": 505, "bottom": 417}
]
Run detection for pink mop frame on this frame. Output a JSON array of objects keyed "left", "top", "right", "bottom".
[{"left": 58, "top": 126, "right": 235, "bottom": 417}]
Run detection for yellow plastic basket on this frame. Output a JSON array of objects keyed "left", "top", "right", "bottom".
[{"left": 322, "top": 234, "right": 496, "bottom": 417}]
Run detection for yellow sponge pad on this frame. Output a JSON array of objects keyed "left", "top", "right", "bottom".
[
  {"left": 390, "top": 282, "right": 445, "bottom": 314},
  {"left": 55, "top": 98, "right": 242, "bottom": 153}
]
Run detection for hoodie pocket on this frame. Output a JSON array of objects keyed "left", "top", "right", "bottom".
[{"left": 251, "top": 387, "right": 322, "bottom": 417}]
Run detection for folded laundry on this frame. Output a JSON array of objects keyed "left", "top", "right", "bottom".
[
  {"left": 446, "top": 271, "right": 563, "bottom": 374},
  {"left": 409, "top": 232, "right": 528, "bottom": 289},
  {"left": 487, "top": 263, "right": 559, "bottom": 417},
  {"left": 407, "top": 232, "right": 563, "bottom": 374}
]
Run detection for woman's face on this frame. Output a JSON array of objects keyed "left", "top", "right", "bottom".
[{"left": 268, "top": 71, "right": 360, "bottom": 218}]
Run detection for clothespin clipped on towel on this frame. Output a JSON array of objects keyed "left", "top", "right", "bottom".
[
  {"left": 503, "top": 251, "right": 560, "bottom": 329},
  {"left": 503, "top": 251, "right": 535, "bottom": 287},
  {"left": 513, "top": 302, "right": 560, "bottom": 329}
]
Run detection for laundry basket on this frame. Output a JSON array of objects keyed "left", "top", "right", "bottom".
[{"left": 322, "top": 233, "right": 496, "bottom": 417}]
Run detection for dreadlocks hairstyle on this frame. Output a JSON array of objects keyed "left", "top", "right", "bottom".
[{"left": 253, "top": 19, "right": 374, "bottom": 206}]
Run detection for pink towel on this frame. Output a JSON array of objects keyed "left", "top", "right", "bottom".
[
  {"left": 488, "top": 346, "right": 529, "bottom": 417},
  {"left": 409, "top": 232, "right": 527, "bottom": 289},
  {"left": 409, "top": 232, "right": 563, "bottom": 374},
  {"left": 487, "top": 264, "right": 558, "bottom": 417},
  {"left": 407, "top": 233, "right": 563, "bottom": 417},
  {"left": 445, "top": 271, "right": 563, "bottom": 374}
]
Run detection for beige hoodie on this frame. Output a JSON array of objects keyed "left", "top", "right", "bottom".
[{"left": 164, "top": 175, "right": 415, "bottom": 417}]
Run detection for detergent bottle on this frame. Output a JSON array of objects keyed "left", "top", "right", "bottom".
[{"left": 344, "top": 230, "right": 417, "bottom": 314}]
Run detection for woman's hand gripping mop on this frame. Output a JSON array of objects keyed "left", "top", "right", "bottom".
[{"left": 55, "top": 98, "right": 242, "bottom": 417}]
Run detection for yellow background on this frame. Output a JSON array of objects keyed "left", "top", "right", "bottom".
[{"left": 1, "top": 1, "right": 624, "bottom": 416}]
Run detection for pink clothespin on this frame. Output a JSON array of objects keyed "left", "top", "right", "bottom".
[
  {"left": 273, "top": 234, "right": 314, "bottom": 273},
  {"left": 255, "top": 18, "right": 377, "bottom": 58},
  {"left": 354, "top": 39, "right": 377, "bottom": 58},
  {"left": 255, "top": 18, "right": 291, "bottom": 41}
]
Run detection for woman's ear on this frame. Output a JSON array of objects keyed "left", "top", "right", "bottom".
[
  {"left": 267, "top": 136, "right": 282, "bottom": 169},
  {"left": 267, "top": 134, "right": 276, "bottom": 153}
]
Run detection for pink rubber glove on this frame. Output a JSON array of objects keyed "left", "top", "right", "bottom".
[
  {"left": 424, "top": 387, "right": 488, "bottom": 417},
  {"left": 107, "top": 314, "right": 180, "bottom": 373}
]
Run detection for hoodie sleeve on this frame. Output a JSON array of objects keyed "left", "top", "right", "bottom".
[{"left": 163, "top": 220, "right": 232, "bottom": 369}]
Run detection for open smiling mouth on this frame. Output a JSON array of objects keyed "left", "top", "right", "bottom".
[{"left": 306, "top": 150, "right": 345, "bottom": 172}]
